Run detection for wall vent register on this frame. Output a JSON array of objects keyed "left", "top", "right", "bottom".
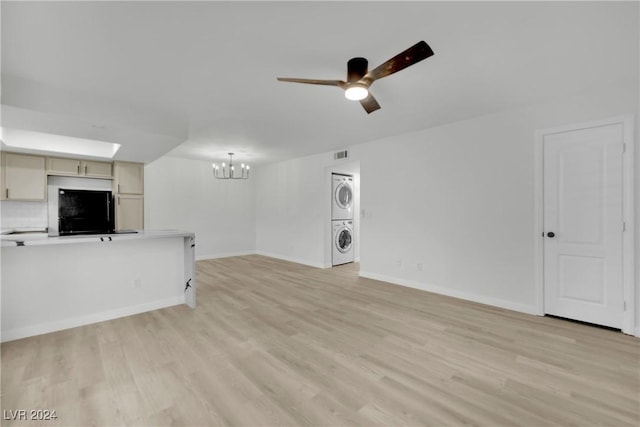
[{"left": 334, "top": 150, "right": 348, "bottom": 160}]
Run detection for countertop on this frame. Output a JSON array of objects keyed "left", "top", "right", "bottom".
[{"left": 1, "top": 229, "right": 195, "bottom": 247}]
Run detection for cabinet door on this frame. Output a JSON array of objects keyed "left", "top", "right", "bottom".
[
  {"left": 82, "top": 160, "right": 112, "bottom": 178},
  {"left": 116, "top": 195, "right": 144, "bottom": 230},
  {"left": 46, "top": 157, "right": 81, "bottom": 176},
  {"left": 2, "top": 153, "right": 46, "bottom": 200},
  {"left": 114, "top": 162, "right": 144, "bottom": 194}
]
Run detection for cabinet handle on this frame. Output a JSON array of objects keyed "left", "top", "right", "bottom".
[
  {"left": 118, "top": 184, "right": 120, "bottom": 193},
  {"left": 118, "top": 196, "right": 120, "bottom": 205},
  {"left": 5, "top": 188, "right": 8, "bottom": 199},
  {"left": 77, "top": 165, "right": 80, "bottom": 174},
  {"left": 85, "top": 165, "right": 88, "bottom": 174}
]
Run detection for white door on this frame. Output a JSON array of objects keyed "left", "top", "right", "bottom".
[{"left": 543, "top": 123, "right": 625, "bottom": 328}]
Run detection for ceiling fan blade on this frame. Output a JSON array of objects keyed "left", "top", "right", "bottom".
[
  {"left": 360, "top": 93, "right": 381, "bottom": 114},
  {"left": 363, "top": 41, "right": 434, "bottom": 83},
  {"left": 277, "top": 77, "right": 347, "bottom": 89}
]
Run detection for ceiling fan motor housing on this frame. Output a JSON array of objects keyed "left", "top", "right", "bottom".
[{"left": 347, "top": 57, "right": 368, "bottom": 83}]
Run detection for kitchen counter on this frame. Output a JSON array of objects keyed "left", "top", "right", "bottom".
[
  {"left": 1, "top": 229, "right": 196, "bottom": 342},
  {"left": 1, "top": 229, "right": 194, "bottom": 247}
]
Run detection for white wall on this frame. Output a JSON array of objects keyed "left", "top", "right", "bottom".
[
  {"left": 254, "top": 80, "right": 638, "bottom": 331},
  {"left": 356, "top": 81, "right": 638, "bottom": 322},
  {"left": 144, "top": 156, "right": 255, "bottom": 259}
]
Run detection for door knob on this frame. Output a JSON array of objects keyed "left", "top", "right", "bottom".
[{"left": 547, "top": 232, "right": 555, "bottom": 238}]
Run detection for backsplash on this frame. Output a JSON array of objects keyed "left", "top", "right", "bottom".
[{"left": 0, "top": 201, "right": 48, "bottom": 230}]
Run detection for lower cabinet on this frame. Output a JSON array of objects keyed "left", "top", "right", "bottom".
[{"left": 115, "top": 195, "right": 143, "bottom": 230}]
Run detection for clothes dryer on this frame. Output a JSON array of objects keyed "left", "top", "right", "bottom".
[
  {"left": 332, "top": 219, "right": 354, "bottom": 266},
  {"left": 332, "top": 173, "right": 354, "bottom": 219}
]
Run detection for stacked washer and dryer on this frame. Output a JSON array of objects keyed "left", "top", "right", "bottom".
[{"left": 332, "top": 173, "right": 355, "bottom": 266}]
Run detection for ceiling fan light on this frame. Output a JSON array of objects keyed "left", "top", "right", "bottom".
[{"left": 344, "top": 85, "right": 368, "bottom": 101}]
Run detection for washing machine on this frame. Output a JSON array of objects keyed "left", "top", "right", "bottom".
[
  {"left": 332, "top": 173, "right": 354, "bottom": 219},
  {"left": 332, "top": 219, "right": 354, "bottom": 266}
]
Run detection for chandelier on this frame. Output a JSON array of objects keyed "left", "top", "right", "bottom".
[{"left": 212, "top": 153, "right": 250, "bottom": 180}]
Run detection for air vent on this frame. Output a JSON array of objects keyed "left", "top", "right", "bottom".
[{"left": 334, "top": 150, "right": 348, "bottom": 160}]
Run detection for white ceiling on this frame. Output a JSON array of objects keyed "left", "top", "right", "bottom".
[{"left": 1, "top": 1, "right": 637, "bottom": 165}]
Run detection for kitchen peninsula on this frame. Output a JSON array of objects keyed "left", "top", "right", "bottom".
[{"left": 1, "top": 230, "right": 196, "bottom": 342}]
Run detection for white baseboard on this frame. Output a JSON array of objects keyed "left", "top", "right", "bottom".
[
  {"left": 1, "top": 296, "right": 185, "bottom": 343},
  {"left": 359, "top": 270, "right": 540, "bottom": 316},
  {"left": 254, "top": 251, "right": 325, "bottom": 269},
  {"left": 196, "top": 250, "right": 256, "bottom": 261}
]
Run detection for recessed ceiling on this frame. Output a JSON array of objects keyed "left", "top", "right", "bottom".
[
  {"left": 1, "top": 1, "right": 637, "bottom": 165},
  {"left": 1, "top": 127, "right": 121, "bottom": 158}
]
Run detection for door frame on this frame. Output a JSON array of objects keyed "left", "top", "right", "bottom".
[{"left": 534, "top": 115, "right": 635, "bottom": 335}]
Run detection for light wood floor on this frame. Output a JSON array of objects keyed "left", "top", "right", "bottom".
[{"left": 2, "top": 255, "right": 639, "bottom": 426}]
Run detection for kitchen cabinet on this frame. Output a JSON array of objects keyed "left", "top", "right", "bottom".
[
  {"left": 114, "top": 161, "right": 144, "bottom": 194},
  {"left": 47, "top": 157, "right": 112, "bottom": 179},
  {"left": 83, "top": 160, "right": 112, "bottom": 178},
  {"left": 116, "top": 194, "right": 144, "bottom": 230},
  {"left": 46, "top": 157, "right": 80, "bottom": 176},
  {"left": 113, "top": 162, "right": 144, "bottom": 230},
  {"left": 1, "top": 152, "right": 46, "bottom": 201}
]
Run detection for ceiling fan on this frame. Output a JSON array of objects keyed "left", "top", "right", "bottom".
[{"left": 277, "top": 41, "right": 434, "bottom": 114}]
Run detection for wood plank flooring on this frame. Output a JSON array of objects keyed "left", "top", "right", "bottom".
[{"left": 2, "top": 255, "right": 639, "bottom": 426}]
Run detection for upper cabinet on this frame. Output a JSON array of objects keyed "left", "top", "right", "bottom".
[
  {"left": 83, "top": 160, "right": 112, "bottom": 178},
  {"left": 47, "top": 157, "right": 112, "bottom": 179},
  {"left": 113, "top": 161, "right": 144, "bottom": 194},
  {"left": 46, "top": 157, "right": 80, "bottom": 176},
  {"left": 1, "top": 152, "right": 47, "bottom": 201}
]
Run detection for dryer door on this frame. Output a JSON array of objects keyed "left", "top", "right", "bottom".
[
  {"left": 336, "top": 227, "right": 353, "bottom": 253},
  {"left": 334, "top": 182, "right": 353, "bottom": 210}
]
